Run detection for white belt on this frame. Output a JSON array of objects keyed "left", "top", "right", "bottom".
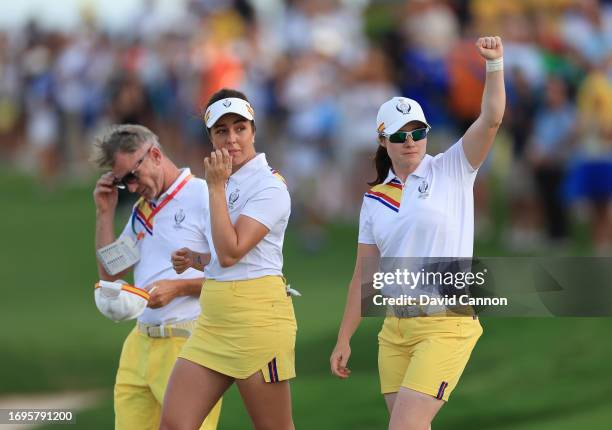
[{"left": 137, "top": 320, "right": 197, "bottom": 338}]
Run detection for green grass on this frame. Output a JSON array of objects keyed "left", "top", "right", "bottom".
[{"left": 2, "top": 172, "right": 612, "bottom": 429}]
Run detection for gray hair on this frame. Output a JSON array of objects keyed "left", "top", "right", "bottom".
[{"left": 91, "top": 124, "right": 162, "bottom": 168}]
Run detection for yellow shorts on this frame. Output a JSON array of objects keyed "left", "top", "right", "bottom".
[
  {"left": 378, "top": 316, "right": 482, "bottom": 401},
  {"left": 180, "top": 276, "right": 297, "bottom": 382},
  {"left": 115, "top": 327, "right": 222, "bottom": 430}
]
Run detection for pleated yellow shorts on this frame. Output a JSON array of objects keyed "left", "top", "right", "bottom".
[
  {"left": 378, "top": 316, "right": 482, "bottom": 401},
  {"left": 180, "top": 276, "right": 297, "bottom": 382}
]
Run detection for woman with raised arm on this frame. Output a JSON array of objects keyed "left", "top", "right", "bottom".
[{"left": 330, "top": 37, "right": 505, "bottom": 430}]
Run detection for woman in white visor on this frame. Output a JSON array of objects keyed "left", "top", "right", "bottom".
[{"left": 160, "top": 88, "right": 297, "bottom": 430}]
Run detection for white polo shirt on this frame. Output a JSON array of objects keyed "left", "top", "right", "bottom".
[
  {"left": 119, "top": 168, "right": 211, "bottom": 325},
  {"left": 358, "top": 139, "right": 478, "bottom": 258},
  {"left": 203, "top": 153, "right": 291, "bottom": 281}
]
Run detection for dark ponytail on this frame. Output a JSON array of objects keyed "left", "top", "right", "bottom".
[{"left": 368, "top": 145, "right": 392, "bottom": 186}]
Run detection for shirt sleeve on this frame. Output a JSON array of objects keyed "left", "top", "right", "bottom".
[
  {"left": 435, "top": 138, "right": 478, "bottom": 186},
  {"left": 357, "top": 198, "right": 376, "bottom": 244},
  {"left": 241, "top": 182, "right": 291, "bottom": 230}
]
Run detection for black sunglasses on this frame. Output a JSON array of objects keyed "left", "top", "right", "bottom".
[
  {"left": 113, "top": 145, "right": 153, "bottom": 189},
  {"left": 384, "top": 127, "right": 430, "bottom": 144}
]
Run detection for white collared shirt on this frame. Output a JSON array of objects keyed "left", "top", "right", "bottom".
[
  {"left": 119, "top": 168, "right": 210, "bottom": 325},
  {"left": 358, "top": 139, "right": 478, "bottom": 258},
  {"left": 204, "top": 153, "right": 291, "bottom": 281}
]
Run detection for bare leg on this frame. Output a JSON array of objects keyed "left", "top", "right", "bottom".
[
  {"left": 236, "top": 371, "right": 295, "bottom": 430},
  {"left": 159, "top": 358, "right": 233, "bottom": 430},
  {"left": 388, "top": 387, "right": 443, "bottom": 430},
  {"left": 384, "top": 392, "right": 397, "bottom": 414}
]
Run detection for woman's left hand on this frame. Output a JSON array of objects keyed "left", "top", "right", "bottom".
[
  {"left": 476, "top": 36, "right": 503, "bottom": 60},
  {"left": 204, "top": 148, "right": 232, "bottom": 187}
]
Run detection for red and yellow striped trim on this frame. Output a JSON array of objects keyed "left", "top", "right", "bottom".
[
  {"left": 94, "top": 283, "right": 150, "bottom": 301},
  {"left": 270, "top": 169, "right": 287, "bottom": 185},
  {"left": 365, "top": 181, "right": 403, "bottom": 212}
]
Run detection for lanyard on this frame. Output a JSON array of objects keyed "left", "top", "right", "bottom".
[
  {"left": 132, "top": 174, "right": 192, "bottom": 239},
  {"left": 145, "top": 174, "right": 192, "bottom": 223}
]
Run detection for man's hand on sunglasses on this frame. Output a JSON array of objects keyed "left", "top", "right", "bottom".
[
  {"left": 93, "top": 172, "right": 119, "bottom": 215},
  {"left": 112, "top": 170, "right": 139, "bottom": 189}
]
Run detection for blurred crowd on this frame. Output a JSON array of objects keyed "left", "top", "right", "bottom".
[{"left": 0, "top": 0, "right": 611, "bottom": 252}]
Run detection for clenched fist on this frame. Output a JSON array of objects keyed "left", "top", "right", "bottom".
[
  {"left": 476, "top": 36, "right": 503, "bottom": 60},
  {"left": 171, "top": 247, "right": 195, "bottom": 274}
]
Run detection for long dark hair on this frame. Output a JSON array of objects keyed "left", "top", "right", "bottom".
[{"left": 368, "top": 144, "right": 392, "bottom": 186}]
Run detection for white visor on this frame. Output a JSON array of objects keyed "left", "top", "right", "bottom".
[
  {"left": 204, "top": 97, "right": 255, "bottom": 128},
  {"left": 94, "top": 280, "right": 149, "bottom": 322}
]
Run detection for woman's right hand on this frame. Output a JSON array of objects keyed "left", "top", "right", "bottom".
[
  {"left": 171, "top": 247, "right": 194, "bottom": 274},
  {"left": 330, "top": 340, "right": 352, "bottom": 379},
  {"left": 204, "top": 148, "right": 232, "bottom": 189}
]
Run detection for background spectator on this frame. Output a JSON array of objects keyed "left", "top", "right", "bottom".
[{"left": 0, "top": 0, "right": 610, "bottom": 253}]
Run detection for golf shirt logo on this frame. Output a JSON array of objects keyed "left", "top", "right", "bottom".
[
  {"left": 228, "top": 188, "right": 240, "bottom": 209},
  {"left": 418, "top": 180, "right": 430, "bottom": 199},
  {"left": 174, "top": 208, "right": 185, "bottom": 228}
]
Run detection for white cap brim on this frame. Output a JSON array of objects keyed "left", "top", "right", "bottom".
[
  {"left": 384, "top": 116, "right": 430, "bottom": 135},
  {"left": 204, "top": 97, "right": 255, "bottom": 128}
]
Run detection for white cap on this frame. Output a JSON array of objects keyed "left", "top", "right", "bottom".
[
  {"left": 376, "top": 97, "right": 430, "bottom": 135},
  {"left": 94, "top": 280, "right": 149, "bottom": 322},
  {"left": 204, "top": 97, "right": 255, "bottom": 128}
]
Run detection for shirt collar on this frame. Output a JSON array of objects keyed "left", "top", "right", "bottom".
[
  {"left": 229, "top": 153, "right": 268, "bottom": 185},
  {"left": 383, "top": 154, "right": 432, "bottom": 185},
  {"left": 156, "top": 168, "right": 191, "bottom": 202},
  {"left": 382, "top": 169, "right": 399, "bottom": 185}
]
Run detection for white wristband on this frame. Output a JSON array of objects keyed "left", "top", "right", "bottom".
[{"left": 486, "top": 57, "right": 503, "bottom": 73}]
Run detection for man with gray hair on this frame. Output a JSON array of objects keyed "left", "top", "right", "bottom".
[{"left": 92, "top": 124, "right": 221, "bottom": 430}]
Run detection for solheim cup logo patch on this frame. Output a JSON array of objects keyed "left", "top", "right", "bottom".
[
  {"left": 223, "top": 99, "right": 232, "bottom": 108},
  {"left": 418, "top": 180, "right": 430, "bottom": 199},
  {"left": 228, "top": 188, "right": 240, "bottom": 209},
  {"left": 396, "top": 100, "right": 412, "bottom": 115},
  {"left": 174, "top": 208, "right": 186, "bottom": 228}
]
